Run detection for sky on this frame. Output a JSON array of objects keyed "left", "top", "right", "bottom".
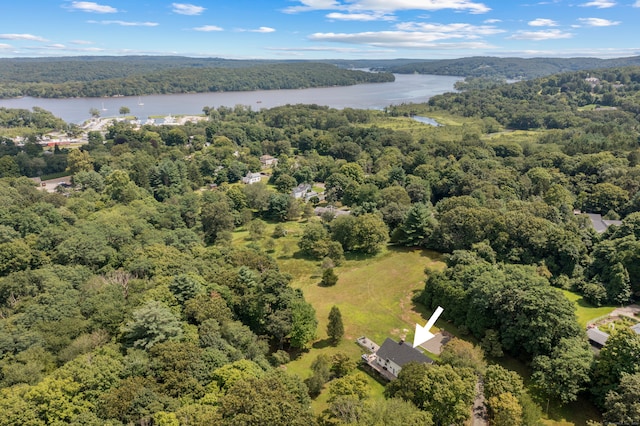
[{"left": 1, "top": 0, "right": 639, "bottom": 60}]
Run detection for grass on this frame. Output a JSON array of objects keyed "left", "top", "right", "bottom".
[
  {"left": 231, "top": 221, "right": 605, "bottom": 423},
  {"left": 561, "top": 289, "right": 616, "bottom": 328},
  {"left": 238, "top": 221, "right": 447, "bottom": 413}
]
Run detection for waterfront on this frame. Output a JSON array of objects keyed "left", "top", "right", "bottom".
[{"left": 0, "top": 74, "right": 461, "bottom": 124}]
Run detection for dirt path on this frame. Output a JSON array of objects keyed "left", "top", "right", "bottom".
[
  {"left": 471, "top": 378, "right": 487, "bottom": 426},
  {"left": 608, "top": 304, "right": 640, "bottom": 319}
]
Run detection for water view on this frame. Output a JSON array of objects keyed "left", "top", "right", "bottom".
[{"left": 0, "top": 73, "right": 461, "bottom": 124}]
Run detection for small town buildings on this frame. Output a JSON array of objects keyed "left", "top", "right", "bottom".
[
  {"left": 374, "top": 337, "right": 433, "bottom": 378},
  {"left": 260, "top": 155, "right": 278, "bottom": 169},
  {"left": 242, "top": 172, "right": 262, "bottom": 184}
]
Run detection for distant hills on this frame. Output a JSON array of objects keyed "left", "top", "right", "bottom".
[
  {"left": 379, "top": 56, "right": 640, "bottom": 79},
  {"left": 1, "top": 55, "right": 640, "bottom": 98}
]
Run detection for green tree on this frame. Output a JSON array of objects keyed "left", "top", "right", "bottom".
[
  {"left": 385, "top": 363, "right": 476, "bottom": 425},
  {"left": 592, "top": 328, "right": 640, "bottom": 406},
  {"left": 119, "top": 106, "right": 130, "bottom": 116},
  {"left": 327, "top": 305, "right": 344, "bottom": 345},
  {"left": 321, "top": 267, "right": 338, "bottom": 287},
  {"left": 66, "top": 149, "right": 94, "bottom": 174},
  {"left": 488, "top": 392, "right": 523, "bottom": 426},
  {"left": 603, "top": 372, "right": 640, "bottom": 425},
  {"left": 289, "top": 299, "right": 317, "bottom": 349},
  {"left": 531, "top": 336, "right": 592, "bottom": 405},
  {"left": 218, "top": 371, "right": 316, "bottom": 426},
  {"left": 121, "top": 301, "right": 183, "bottom": 350},
  {"left": 0, "top": 156, "right": 20, "bottom": 178},
  {"left": 439, "top": 338, "right": 486, "bottom": 374}
]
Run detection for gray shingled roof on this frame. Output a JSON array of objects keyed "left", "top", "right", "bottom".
[
  {"left": 587, "top": 328, "right": 609, "bottom": 346},
  {"left": 376, "top": 338, "right": 433, "bottom": 367},
  {"left": 631, "top": 323, "right": 640, "bottom": 335},
  {"left": 587, "top": 213, "right": 622, "bottom": 233}
]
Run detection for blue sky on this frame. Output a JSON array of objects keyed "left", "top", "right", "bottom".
[{"left": 1, "top": 0, "right": 639, "bottom": 59}]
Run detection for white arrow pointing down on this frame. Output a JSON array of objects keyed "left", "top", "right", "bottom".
[{"left": 413, "top": 306, "right": 444, "bottom": 348}]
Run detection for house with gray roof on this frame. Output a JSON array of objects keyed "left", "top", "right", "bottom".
[
  {"left": 586, "top": 213, "right": 622, "bottom": 234},
  {"left": 587, "top": 327, "right": 609, "bottom": 349},
  {"left": 374, "top": 337, "right": 433, "bottom": 378}
]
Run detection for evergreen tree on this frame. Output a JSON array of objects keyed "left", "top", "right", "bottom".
[
  {"left": 321, "top": 267, "right": 338, "bottom": 287},
  {"left": 327, "top": 305, "right": 344, "bottom": 346}
]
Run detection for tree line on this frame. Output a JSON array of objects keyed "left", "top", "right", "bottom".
[{"left": 0, "top": 61, "right": 393, "bottom": 99}]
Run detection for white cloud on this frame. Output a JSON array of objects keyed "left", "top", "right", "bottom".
[
  {"left": 635, "top": 0, "right": 640, "bottom": 7},
  {"left": 236, "top": 27, "right": 277, "bottom": 33},
  {"left": 171, "top": 3, "right": 206, "bottom": 15},
  {"left": 395, "top": 22, "right": 504, "bottom": 37},
  {"left": 508, "top": 29, "right": 573, "bottom": 40},
  {"left": 87, "top": 20, "right": 159, "bottom": 26},
  {"left": 0, "top": 33, "right": 48, "bottom": 42},
  {"left": 326, "top": 12, "right": 395, "bottom": 21},
  {"left": 251, "top": 27, "right": 276, "bottom": 33},
  {"left": 528, "top": 18, "right": 558, "bottom": 26},
  {"left": 47, "top": 44, "right": 66, "bottom": 49},
  {"left": 285, "top": 0, "right": 490, "bottom": 14},
  {"left": 578, "top": 17, "right": 620, "bottom": 26},
  {"left": 0, "top": 43, "right": 13, "bottom": 49},
  {"left": 67, "top": 1, "right": 117, "bottom": 13},
  {"left": 193, "top": 25, "right": 223, "bottom": 32},
  {"left": 579, "top": 0, "right": 616, "bottom": 8},
  {"left": 309, "top": 30, "right": 495, "bottom": 48},
  {"left": 484, "top": 19, "right": 501, "bottom": 23},
  {"left": 70, "top": 40, "right": 93, "bottom": 45}
]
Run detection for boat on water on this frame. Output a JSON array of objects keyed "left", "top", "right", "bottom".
[{"left": 138, "top": 97, "right": 144, "bottom": 106}]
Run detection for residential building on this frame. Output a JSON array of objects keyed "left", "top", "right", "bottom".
[
  {"left": 260, "top": 155, "right": 278, "bottom": 169},
  {"left": 374, "top": 337, "right": 433, "bottom": 378},
  {"left": 242, "top": 172, "right": 262, "bottom": 185}
]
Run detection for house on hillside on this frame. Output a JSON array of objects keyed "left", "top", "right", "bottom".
[
  {"left": 574, "top": 210, "right": 622, "bottom": 233},
  {"left": 242, "top": 172, "right": 262, "bottom": 185},
  {"left": 260, "top": 155, "right": 278, "bottom": 169},
  {"left": 587, "top": 213, "right": 622, "bottom": 233},
  {"left": 374, "top": 337, "right": 433, "bottom": 378},
  {"left": 292, "top": 183, "right": 312, "bottom": 199},
  {"left": 586, "top": 327, "right": 609, "bottom": 349}
]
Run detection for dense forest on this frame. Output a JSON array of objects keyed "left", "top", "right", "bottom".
[
  {"left": 386, "top": 55, "right": 640, "bottom": 79},
  {"left": 1, "top": 64, "right": 640, "bottom": 424},
  {"left": 0, "top": 60, "right": 394, "bottom": 99}
]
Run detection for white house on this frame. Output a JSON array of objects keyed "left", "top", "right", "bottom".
[
  {"left": 374, "top": 338, "right": 433, "bottom": 378},
  {"left": 292, "top": 183, "right": 312, "bottom": 199},
  {"left": 260, "top": 155, "right": 278, "bottom": 169},
  {"left": 242, "top": 172, "right": 262, "bottom": 185}
]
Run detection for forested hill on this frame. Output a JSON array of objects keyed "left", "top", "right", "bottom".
[
  {"left": 0, "top": 59, "right": 394, "bottom": 99},
  {"left": 386, "top": 55, "right": 640, "bottom": 79}
]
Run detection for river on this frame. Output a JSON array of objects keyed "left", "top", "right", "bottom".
[{"left": 0, "top": 74, "right": 461, "bottom": 124}]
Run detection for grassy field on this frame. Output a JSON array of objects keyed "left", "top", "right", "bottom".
[
  {"left": 231, "top": 220, "right": 605, "bottom": 423},
  {"left": 231, "top": 221, "right": 447, "bottom": 413},
  {"left": 561, "top": 289, "right": 617, "bottom": 328}
]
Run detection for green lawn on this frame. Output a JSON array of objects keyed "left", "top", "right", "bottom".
[
  {"left": 561, "top": 289, "right": 616, "bottom": 328},
  {"left": 285, "top": 244, "right": 445, "bottom": 413},
  {"left": 231, "top": 222, "right": 605, "bottom": 423}
]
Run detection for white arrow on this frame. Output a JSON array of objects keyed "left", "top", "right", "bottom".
[{"left": 413, "top": 306, "right": 444, "bottom": 348}]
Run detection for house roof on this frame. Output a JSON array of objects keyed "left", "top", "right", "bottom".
[
  {"left": 376, "top": 338, "right": 433, "bottom": 367},
  {"left": 631, "top": 323, "right": 640, "bottom": 335},
  {"left": 587, "top": 328, "right": 609, "bottom": 346},
  {"left": 587, "top": 213, "right": 622, "bottom": 233}
]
